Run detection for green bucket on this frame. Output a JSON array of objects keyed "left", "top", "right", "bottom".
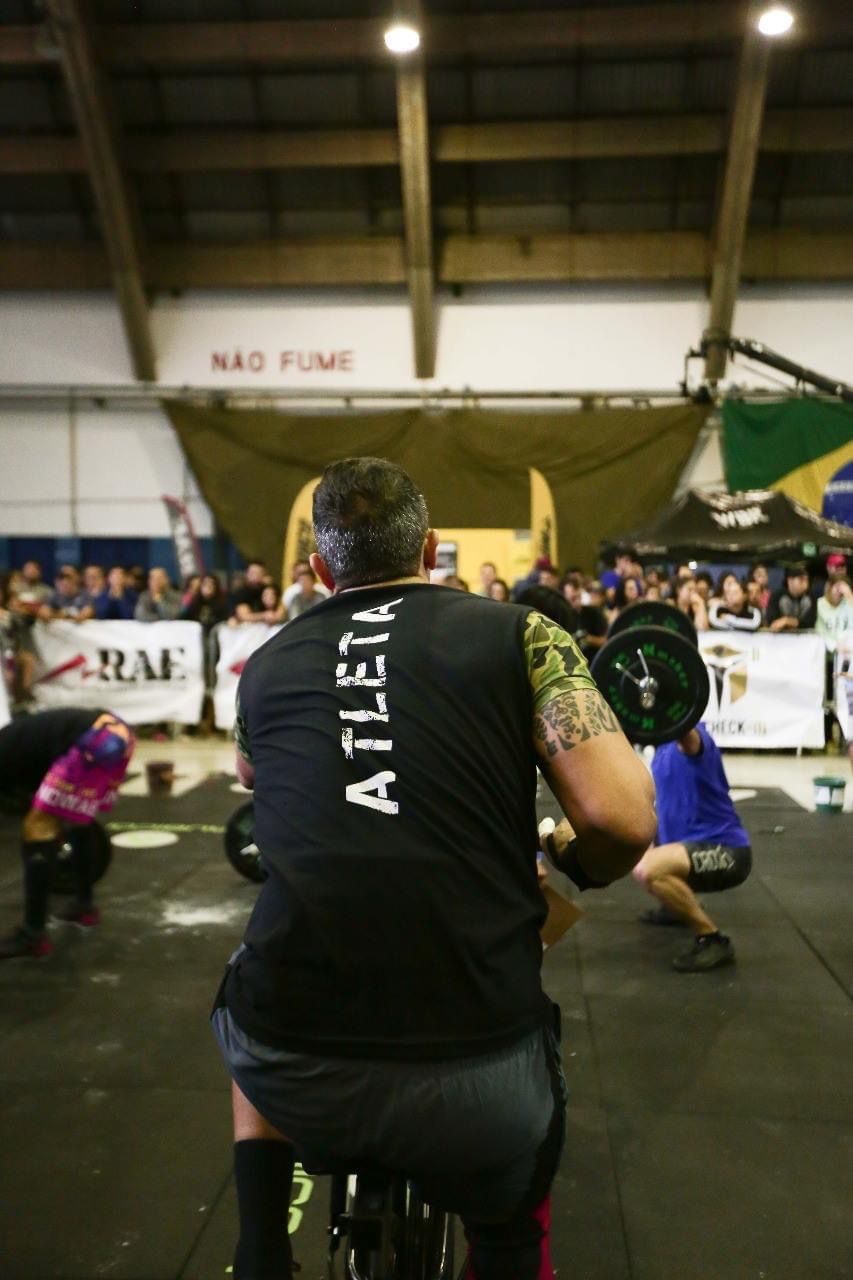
[{"left": 813, "top": 776, "right": 847, "bottom": 814}]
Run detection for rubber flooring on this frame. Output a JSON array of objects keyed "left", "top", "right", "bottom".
[{"left": 0, "top": 776, "right": 851, "bottom": 1279}]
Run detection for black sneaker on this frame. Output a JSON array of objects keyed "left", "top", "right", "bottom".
[
  {"left": 0, "top": 927, "right": 54, "bottom": 961},
  {"left": 640, "top": 906, "right": 686, "bottom": 927},
  {"left": 672, "top": 933, "right": 734, "bottom": 973}
]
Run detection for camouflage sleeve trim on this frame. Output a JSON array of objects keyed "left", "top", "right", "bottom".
[
  {"left": 523, "top": 609, "right": 598, "bottom": 715},
  {"left": 234, "top": 689, "right": 252, "bottom": 762}
]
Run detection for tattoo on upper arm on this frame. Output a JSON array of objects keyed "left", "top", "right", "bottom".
[{"left": 534, "top": 688, "right": 621, "bottom": 757}]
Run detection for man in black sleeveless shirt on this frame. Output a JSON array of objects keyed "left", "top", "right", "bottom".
[{"left": 212, "top": 458, "right": 656, "bottom": 1280}]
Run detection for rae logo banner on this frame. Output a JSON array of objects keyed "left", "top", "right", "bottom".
[
  {"left": 699, "top": 632, "right": 825, "bottom": 748},
  {"left": 32, "top": 621, "right": 205, "bottom": 725}
]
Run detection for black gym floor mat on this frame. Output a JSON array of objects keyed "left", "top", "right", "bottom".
[{"left": 0, "top": 778, "right": 851, "bottom": 1279}]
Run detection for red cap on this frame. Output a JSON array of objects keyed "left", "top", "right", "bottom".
[
  {"left": 827, "top": 553, "right": 847, "bottom": 567},
  {"left": 535, "top": 556, "right": 556, "bottom": 571}
]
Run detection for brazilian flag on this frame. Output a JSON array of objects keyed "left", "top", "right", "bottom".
[{"left": 722, "top": 400, "right": 853, "bottom": 528}]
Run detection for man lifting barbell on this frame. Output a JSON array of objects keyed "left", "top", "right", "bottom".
[
  {"left": 0, "top": 708, "right": 134, "bottom": 960},
  {"left": 584, "top": 616, "right": 752, "bottom": 973}
]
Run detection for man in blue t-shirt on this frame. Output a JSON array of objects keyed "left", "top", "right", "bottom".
[{"left": 632, "top": 722, "right": 752, "bottom": 972}]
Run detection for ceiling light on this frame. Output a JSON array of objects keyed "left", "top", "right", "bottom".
[
  {"left": 384, "top": 23, "right": 420, "bottom": 54},
  {"left": 757, "top": 6, "right": 795, "bottom": 36}
]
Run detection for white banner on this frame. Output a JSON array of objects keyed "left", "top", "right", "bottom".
[
  {"left": 699, "top": 632, "right": 825, "bottom": 749},
  {"left": 214, "top": 623, "right": 282, "bottom": 730},
  {"left": 835, "top": 634, "right": 853, "bottom": 742},
  {"left": 0, "top": 665, "right": 11, "bottom": 730},
  {"left": 31, "top": 620, "right": 205, "bottom": 724}
]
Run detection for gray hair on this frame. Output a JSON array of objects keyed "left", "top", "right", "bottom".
[{"left": 312, "top": 457, "right": 429, "bottom": 590}]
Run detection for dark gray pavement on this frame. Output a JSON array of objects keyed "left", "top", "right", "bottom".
[{"left": 0, "top": 779, "right": 851, "bottom": 1279}]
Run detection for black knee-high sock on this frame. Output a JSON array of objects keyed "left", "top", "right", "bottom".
[
  {"left": 22, "top": 840, "right": 60, "bottom": 935},
  {"left": 68, "top": 826, "right": 96, "bottom": 907},
  {"left": 233, "top": 1138, "right": 296, "bottom": 1280}
]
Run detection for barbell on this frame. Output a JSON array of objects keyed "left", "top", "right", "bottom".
[
  {"left": 606, "top": 597, "right": 698, "bottom": 648},
  {"left": 591, "top": 616, "right": 710, "bottom": 746},
  {"left": 224, "top": 799, "right": 267, "bottom": 884}
]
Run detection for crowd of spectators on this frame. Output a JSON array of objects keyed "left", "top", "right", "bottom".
[
  {"left": 451, "top": 548, "right": 851, "bottom": 651},
  {"left": 2, "top": 548, "right": 851, "bottom": 709},
  {"left": 0, "top": 557, "right": 332, "bottom": 706}
]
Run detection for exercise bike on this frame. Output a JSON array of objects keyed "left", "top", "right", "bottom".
[{"left": 325, "top": 1168, "right": 461, "bottom": 1280}]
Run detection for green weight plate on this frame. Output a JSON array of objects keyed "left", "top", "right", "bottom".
[
  {"left": 224, "top": 800, "right": 267, "bottom": 884},
  {"left": 607, "top": 599, "right": 698, "bottom": 649},
  {"left": 591, "top": 625, "right": 710, "bottom": 746}
]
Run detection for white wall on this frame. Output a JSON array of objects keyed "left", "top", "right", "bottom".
[
  {"left": 1, "top": 282, "right": 850, "bottom": 535},
  {"left": 0, "top": 407, "right": 212, "bottom": 537}
]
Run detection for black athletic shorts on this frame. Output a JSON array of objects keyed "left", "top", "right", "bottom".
[
  {"left": 212, "top": 956, "right": 566, "bottom": 1224},
  {"left": 684, "top": 842, "right": 752, "bottom": 893}
]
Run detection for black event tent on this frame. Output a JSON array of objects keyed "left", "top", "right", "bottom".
[{"left": 612, "top": 489, "right": 853, "bottom": 560}]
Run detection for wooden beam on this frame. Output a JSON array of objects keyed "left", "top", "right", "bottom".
[
  {"left": 131, "top": 128, "right": 398, "bottom": 173},
  {"left": 704, "top": 4, "right": 771, "bottom": 383},
  {"left": 3, "top": 6, "right": 853, "bottom": 67},
  {"left": 394, "top": 10, "right": 436, "bottom": 381},
  {"left": 3, "top": 230, "right": 853, "bottom": 292},
  {"left": 5, "top": 107, "right": 852, "bottom": 177},
  {"left": 440, "top": 231, "right": 710, "bottom": 282},
  {"left": 150, "top": 238, "right": 406, "bottom": 289},
  {"left": 44, "top": 0, "right": 155, "bottom": 381}
]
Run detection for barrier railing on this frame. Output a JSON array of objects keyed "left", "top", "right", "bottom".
[{"left": 19, "top": 620, "right": 845, "bottom": 749}]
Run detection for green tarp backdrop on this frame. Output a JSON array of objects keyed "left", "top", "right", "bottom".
[{"left": 167, "top": 403, "right": 707, "bottom": 573}]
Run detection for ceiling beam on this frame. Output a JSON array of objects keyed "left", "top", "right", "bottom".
[
  {"left": 704, "top": 3, "right": 771, "bottom": 383},
  {"left": 395, "top": 13, "right": 436, "bottom": 380},
  {"left": 2, "top": 230, "right": 853, "bottom": 292},
  {"left": 43, "top": 0, "right": 155, "bottom": 381},
  {"left": 3, "top": 6, "right": 852, "bottom": 67},
  {"left": 5, "top": 107, "right": 852, "bottom": 177}
]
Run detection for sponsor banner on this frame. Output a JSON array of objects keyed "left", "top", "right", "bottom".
[
  {"left": 162, "top": 495, "right": 205, "bottom": 580},
  {"left": 835, "top": 634, "right": 853, "bottom": 742},
  {"left": 31, "top": 621, "right": 205, "bottom": 724},
  {"left": 214, "top": 623, "right": 283, "bottom": 730},
  {"left": 0, "top": 665, "right": 10, "bottom": 730},
  {"left": 699, "top": 632, "right": 825, "bottom": 749}
]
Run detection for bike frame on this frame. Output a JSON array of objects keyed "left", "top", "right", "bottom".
[{"left": 326, "top": 1171, "right": 459, "bottom": 1280}]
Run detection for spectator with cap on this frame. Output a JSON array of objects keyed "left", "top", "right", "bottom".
[
  {"left": 767, "top": 564, "right": 817, "bottom": 632},
  {"left": 825, "top": 553, "right": 848, "bottom": 589},
  {"left": 94, "top": 566, "right": 138, "bottom": 621},
  {"left": 134, "top": 567, "right": 182, "bottom": 622}
]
